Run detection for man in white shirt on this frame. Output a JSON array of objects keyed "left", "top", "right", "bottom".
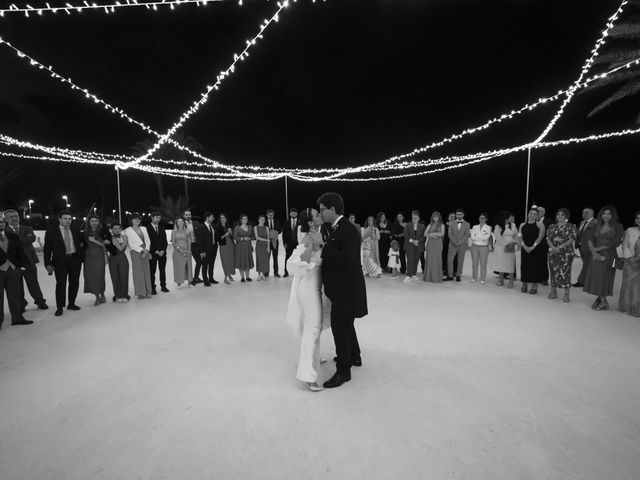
[{"left": 574, "top": 207, "right": 595, "bottom": 287}]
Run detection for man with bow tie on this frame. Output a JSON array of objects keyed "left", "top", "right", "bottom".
[
  {"left": 282, "top": 208, "right": 299, "bottom": 278},
  {"left": 445, "top": 208, "right": 471, "bottom": 282}
]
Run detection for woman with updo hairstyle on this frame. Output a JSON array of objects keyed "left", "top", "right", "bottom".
[{"left": 546, "top": 208, "right": 577, "bottom": 302}]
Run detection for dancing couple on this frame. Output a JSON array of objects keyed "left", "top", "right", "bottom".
[{"left": 286, "top": 192, "right": 368, "bottom": 391}]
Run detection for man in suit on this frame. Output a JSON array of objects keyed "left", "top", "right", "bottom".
[
  {"left": 537, "top": 206, "right": 553, "bottom": 285},
  {"left": 445, "top": 208, "right": 471, "bottom": 282},
  {"left": 148, "top": 211, "right": 169, "bottom": 294},
  {"left": 266, "top": 209, "right": 282, "bottom": 277},
  {"left": 44, "top": 210, "right": 86, "bottom": 317},
  {"left": 282, "top": 207, "right": 298, "bottom": 278},
  {"left": 442, "top": 212, "right": 457, "bottom": 277},
  {"left": 403, "top": 210, "right": 426, "bottom": 282},
  {"left": 197, "top": 211, "right": 218, "bottom": 286},
  {"left": 316, "top": 192, "right": 368, "bottom": 389},
  {"left": 3, "top": 208, "right": 48, "bottom": 311},
  {"left": 573, "top": 207, "right": 596, "bottom": 288},
  {"left": 183, "top": 210, "right": 203, "bottom": 285},
  {"left": 0, "top": 215, "right": 33, "bottom": 329}
]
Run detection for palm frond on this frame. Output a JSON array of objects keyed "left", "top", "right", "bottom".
[
  {"left": 608, "top": 23, "right": 640, "bottom": 40},
  {"left": 593, "top": 48, "right": 640, "bottom": 67},
  {"left": 580, "top": 69, "right": 640, "bottom": 93},
  {"left": 588, "top": 79, "right": 640, "bottom": 116}
]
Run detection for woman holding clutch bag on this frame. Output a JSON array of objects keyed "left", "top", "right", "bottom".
[
  {"left": 583, "top": 206, "right": 624, "bottom": 311},
  {"left": 546, "top": 208, "right": 576, "bottom": 302}
]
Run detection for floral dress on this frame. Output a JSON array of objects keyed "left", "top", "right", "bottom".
[{"left": 546, "top": 222, "right": 577, "bottom": 289}]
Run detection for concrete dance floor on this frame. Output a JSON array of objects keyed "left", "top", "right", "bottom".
[{"left": 1, "top": 249, "right": 640, "bottom": 480}]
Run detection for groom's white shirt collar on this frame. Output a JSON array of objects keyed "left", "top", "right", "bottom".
[{"left": 332, "top": 215, "right": 344, "bottom": 228}]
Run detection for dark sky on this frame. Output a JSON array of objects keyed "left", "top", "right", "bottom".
[{"left": 0, "top": 0, "right": 637, "bottom": 224}]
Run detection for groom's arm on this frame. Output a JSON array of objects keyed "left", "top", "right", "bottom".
[{"left": 321, "top": 227, "right": 359, "bottom": 269}]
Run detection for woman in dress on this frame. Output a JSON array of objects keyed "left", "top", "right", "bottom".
[
  {"left": 546, "top": 208, "right": 577, "bottom": 302},
  {"left": 377, "top": 212, "right": 392, "bottom": 272},
  {"left": 584, "top": 205, "right": 625, "bottom": 311},
  {"left": 124, "top": 214, "right": 153, "bottom": 299},
  {"left": 519, "top": 207, "right": 547, "bottom": 294},
  {"left": 254, "top": 215, "right": 270, "bottom": 281},
  {"left": 391, "top": 212, "right": 407, "bottom": 275},
  {"left": 362, "top": 216, "right": 382, "bottom": 277},
  {"left": 83, "top": 214, "right": 107, "bottom": 306},
  {"left": 104, "top": 222, "right": 130, "bottom": 302},
  {"left": 619, "top": 210, "right": 640, "bottom": 317},
  {"left": 423, "top": 211, "right": 444, "bottom": 283},
  {"left": 234, "top": 214, "right": 255, "bottom": 282},
  {"left": 217, "top": 213, "right": 236, "bottom": 284},
  {"left": 286, "top": 207, "right": 331, "bottom": 392},
  {"left": 171, "top": 217, "right": 193, "bottom": 288},
  {"left": 493, "top": 211, "right": 518, "bottom": 288},
  {"left": 470, "top": 212, "right": 492, "bottom": 284}
]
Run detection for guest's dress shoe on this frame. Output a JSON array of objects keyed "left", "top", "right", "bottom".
[
  {"left": 211, "top": 279, "right": 219, "bottom": 285},
  {"left": 455, "top": 276, "right": 461, "bottom": 282},
  {"left": 55, "top": 308, "right": 63, "bottom": 317},
  {"left": 151, "top": 288, "right": 157, "bottom": 295},
  {"left": 443, "top": 276, "right": 453, "bottom": 281},
  {"left": 264, "top": 273, "right": 269, "bottom": 278},
  {"left": 12, "top": 319, "right": 34, "bottom": 326},
  {"left": 37, "top": 302, "right": 49, "bottom": 310},
  {"left": 67, "top": 305, "right": 81, "bottom": 311},
  {"left": 204, "top": 282, "right": 211, "bottom": 287},
  {"left": 572, "top": 282, "right": 583, "bottom": 288},
  {"left": 274, "top": 272, "right": 281, "bottom": 278},
  {"left": 246, "top": 277, "right": 253, "bottom": 282},
  {"left": 283, "top": 272, "right": 289, "bottom": 278},
  {"left": 333, "top": 356, "right": 362, "bottom": 367},
  {"left": 190, "top": 280, "right": 197, "bottom": 286},
  {"left": 323, "top": 372, "right": 351, "bottom": 389},
  {"left": 161, "top": 287, "right": 170, "bottom": 293}
]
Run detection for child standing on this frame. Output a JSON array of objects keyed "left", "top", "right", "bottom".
[{"left": 388, "top": 240, "right": 402, "bottom": 279}]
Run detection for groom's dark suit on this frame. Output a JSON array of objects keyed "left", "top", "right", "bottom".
[{"left": 321, "top": 216, "right": 368, "bottom": 375}]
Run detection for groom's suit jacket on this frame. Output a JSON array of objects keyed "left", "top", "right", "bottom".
[{"left": 321, "top": 216, "right": 368, "bottom": 319}]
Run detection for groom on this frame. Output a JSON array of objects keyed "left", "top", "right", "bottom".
[{"left": 315, "top": 192, "right": 368, "bottom": 389}]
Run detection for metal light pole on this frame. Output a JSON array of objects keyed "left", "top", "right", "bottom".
[
  {"left": 284, "top": 174, "right": 289, "bottom": 218},
  {"left": 525, "top": 148, "right": 532, "bottom": 220},
  {"left": 115, "top": 165, "right": 122, "bottom": 224},
  {"left": 28, "top": 199, "right": 34, "bottom": 217}
]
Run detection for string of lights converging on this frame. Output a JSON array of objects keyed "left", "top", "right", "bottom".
[{"left": 0, "top": 0, "right": 637, "bottom": 182}]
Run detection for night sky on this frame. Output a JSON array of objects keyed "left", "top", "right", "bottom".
[{"left": 0, "top": 0, "right": 637, "bottom": 225}]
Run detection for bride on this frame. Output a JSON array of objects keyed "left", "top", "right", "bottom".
[{"left": 286, "top": 207, "right": 331, "bottom": 392}]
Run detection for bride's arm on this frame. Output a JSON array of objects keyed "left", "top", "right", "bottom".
[{"left": 287, "top": 242, "right": 316, "bottom": 277}]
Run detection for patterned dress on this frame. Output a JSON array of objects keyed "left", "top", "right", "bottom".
[
  {"left": 546, "top": 222, "right": 577, "bottom": 289},
  {"left": 619, "top": 236, "right": 640, "bottom": 317}
]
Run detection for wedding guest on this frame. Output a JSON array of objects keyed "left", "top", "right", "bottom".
[
  {"left": 445, "top": 208, "right": 470, "bottom": 282},
  {"left": 573, "top": 207, "right": 596, "bottom": 288},
  {"left": 362, "top": 216, "right": 382, "bottom": 277},
  {"left": 388, "top": 240, "right": 401, "bottom": 279},
  {"left": 493, "top": 211, "right": 518, "bottom": 288},
  {"left": 583, "top": 205, "right": 625, "bottom": 311},
  {"left": 83, "top": 215, "right": 107, "bottom": 306},
  {"left": 470, "top": 212, "right": 492, "bottom": 284},
  {"left": 418, "top": 217, "right": 427, "bottom": 274},
  {"left": 391, "top": 212, "right": 407, "bottom": 274},
  {"left": 546, "top": 208, "right": 577, "bottom": 302},
  {"left": 519, "top": 208, "right": 546, "bottom": 294},
  {"left": 171, "top": 217, "right": 192, "bottom": 288},
  {"left": 266, "top": 209, "right": 282, "bottom": 277},
  {"left": 44, "top": 210, "right": 86, "bottom": 316},
  {"left": 442, "top": 212, "right": 457, "bottom": 277},
  {"left": 0, "top": 215, "right": 32, "bottom": 329},
  {"left": 183, "top": 210, "right": 202, "bottom": 285},
  {"left": 148, "top": 211, "right": 169, "bottom": 294},
  {"left": 403, "top": 210, "right": 426, "bottom": 282},
  {"left": 197, "top": 212, "right": 218, "bottom": 286},
  {"left": 348, "top": 214, "right": 361, "bottom": 233},
  {"left": 282, "top": 208, "right": 299, "bottom": 278},
  {"left": 3, "top": 209, "right": 48, "bottom": 311},
  {"left": 619, "top": 210, "right": 640, "bottom": 317},
  {"left": 234, "top": 214, "right": 255, "bottom": 282},
  {"left": 124, "top": 214, "right": 152, "bottom": 299},
  {"left": 254, "top": 215, "right": 270, "bottom": 281},
  {"left": 217, "top": 213, "right": 236, "bottom": 284},
  {"left": 537, "top": 206, "right": 553, "bottom": 285},
  {"left": 104, "top": 223, "right": 130, "bottom": 302},
  {"left": 377, "top": 212, "right": 392, "bottom": 272},
  {"left": 423, "top": 211, "right": 445, "bottom": 283}
]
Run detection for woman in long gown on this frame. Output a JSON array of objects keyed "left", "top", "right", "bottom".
[
  {"left": 619, "top": 211, "right": 640, "bottom": 317},
  {"left": 423, "top": 211, "right": 444, "bottom": 283},
  {"left": 217, "top": 213, "right": 236, "bottom": 284},
  {"left": 83, "top": 215, "right": 107, "bottom": 306},
  {"left": 124, "top": 214, "right": 153, "bottom": 299},
  {"left": 493, "top": 211, "right": 518, "bottom": 288},
  {"left": 546, "top": 208, "right": 577, "bottom": 302},
  {"left": 171, "top": 217, "right": 193, "bottom": 287},
  {"left": 254, "top": 215, "right": 270, "bottom": 281},
  {"left": 519, "top": 207, "right": 547, "bottom": 294},
  {"left": 377, "top": 212, "right": 392, "bottom": 272},
  {"left": 391, "top": 213, "right": 407, "bottom": 275},
  {"left": 584, "top": 205, "right": 625, "bottom": 311},
  {"left": 234, "top": 214, "right": 255, "bottom": 282},
  {"left": 286, "top": 207, "right": 331, "bottom": 392},
  {"left": 362, "top": 216, "right": 382, "bottom": 277}
]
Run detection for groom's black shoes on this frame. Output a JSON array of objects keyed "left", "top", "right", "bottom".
[
  {"left": 333, "top": 356, "right": 362, "bottom": 367},
  {"left": 323, "top": 372, "right": 351, "bottom": 389}
]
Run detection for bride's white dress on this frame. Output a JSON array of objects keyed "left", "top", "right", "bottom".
[{"left": 286, "top": 229, "right": 331, "bottom": 383}]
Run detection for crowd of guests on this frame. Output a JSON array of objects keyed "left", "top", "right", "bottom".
[{"left": 1, "top": 203, "right": 639, "bottom": 329}]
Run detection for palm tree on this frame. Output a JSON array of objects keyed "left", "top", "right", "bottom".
[
  {"left": 131, "top": 138, "right": 164, "bottom": 202},
  {"left": 0, "top": 159, "right": 25, "bottom": 203},
  {"left": 583, "top": 1, "right": 640, "bottom": 122},
  {"left": 151, "top": 195, "right": 192, "bottom": 223},
  {"left": 172, "top": 131, "right": 204, "bottom": 202}
]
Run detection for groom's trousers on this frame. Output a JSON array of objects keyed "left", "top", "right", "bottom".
[{"left": 331, "top": 305, "right": 361, "bottom": 374}]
